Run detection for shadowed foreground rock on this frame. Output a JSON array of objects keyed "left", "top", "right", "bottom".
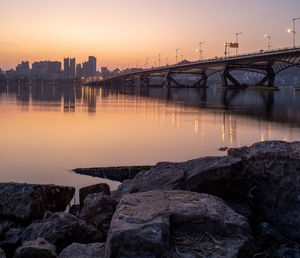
[
  {"left": 0, "top": 183, "right": 75, "bottom": 221},
  {"left": 58, "top": 243, "right": 105, "bottom": 258},
  {"left": 14, "top": 238, "right": 57, "bottom": 258},
  {"left": 0, "top": 247, "right": 5, "bottom": 258},
  {"left": 79, "top": 193, "right": 118, "bottom": 237},
  {"left": 22, "top": 212, "right": 103, "bottom": 253},
  {"left": 106, "top": 190, "right": 252, "bottom": 258},
  {"left": 228, "top": 141, "right": 300, "bottom": 241},
  {"left": 79, "top": 184, "right": 110, "bottom": 208}
]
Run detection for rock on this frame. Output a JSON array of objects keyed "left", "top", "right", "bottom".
[
  {"left": 106, "top": 190, "right": 252, "bottom": 258},
  {"left": 0, "top": 248, "right": 5, "bottom": 258},
  {"left": 58, "top": 243, "right": 105, "bottom": 258},
  {"left": 111, "top": 180, "right": 132, "bottom": 201},
  {"left": 79, "top": 193, "right": 118, "bottom": 237},
  {"left": 14, "top": 238, "right": 57, "bottom": 258},
  {"left": 228, "top": 141, "right": 300, "bottom": 241},
  {"left": 69, "top": 205, "right": 80, "bottom": 217},
  {"left": 0, "top": 183, "right": 75, "bottom": 221},
  {"left": 0, "top": 228, "right": 23, "bottom": 258},
  {"left": 79, "top": 184, "right": 110, "bottom": 208},
  {"left": 130, "top": 156, "right": 246, "bottom": 200},
  {"left": 22, "top": 212, "right": 104, "bottom": 253},
  {"left": 73, "top": 166, "right": 151, "bottom": 182}
]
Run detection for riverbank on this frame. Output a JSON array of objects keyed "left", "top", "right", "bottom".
[{"left": 0, "top": 140, "right": 300, "bottom": 257}]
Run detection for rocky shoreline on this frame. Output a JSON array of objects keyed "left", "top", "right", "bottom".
[{"left": 1, "top": 141, "right": 300, "bottom": 257}]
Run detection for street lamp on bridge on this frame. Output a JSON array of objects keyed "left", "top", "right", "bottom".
[
  {"left": 264, "top": 34, "right": 271, "bottom": 51},
  {"left": 288, "top": 17, "right": 300, "bottom": 48},
  {"left": 235, "top": 32, "right": 242, "bottom": 55},
  {"left": 196, "top": 42, "right": 205, "bottom": 61},
  {"left": 175, "top": 48, "right": 181, "bottom": 64}
]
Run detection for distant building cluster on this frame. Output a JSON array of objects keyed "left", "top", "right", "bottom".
[{"left": 1, "top": 56, "right": 98, "bottom": 81}]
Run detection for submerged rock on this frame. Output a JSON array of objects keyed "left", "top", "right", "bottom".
[
  {"left": 106, "top": 190, "right": 252, "bottom": 258},
  {"left": 22, "top": 212, "right": 103, "bottom": 253},
  {"left": 73, "top": 166, "right": 151, "bottom": 182},
  {"left": 79, "top": 184, "right": 110, "bottom": 208},
  {"left": 228, "top": 141, "right": 300, "bottom": 241},
  {"left": 0, "top": 183, "right": 75, "bottom": 221},
  {"left": 58, "top": 243, "right": 105, "bottom": 258},
  {"left": 79, "top": 193, "right": 118, "bottom": 237},
  {"left": 14, "top": 238, "right": 57, "bottom": 258}
]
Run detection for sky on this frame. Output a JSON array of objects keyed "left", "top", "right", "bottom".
[{"left": 1, "top": 0, "right": 300, "bottom": 70}]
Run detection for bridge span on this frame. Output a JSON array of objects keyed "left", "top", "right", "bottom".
[{"left": 89, "top": 47, "right": 300, "bottom": 88}]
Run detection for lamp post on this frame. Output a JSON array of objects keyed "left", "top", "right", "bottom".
[
  {"left": 175, "top": 48, "right": 180, "bottom": 64},
  {"left": 288, "top": 17, "right": 300, "bottom": 48},
  {"left": 224, "top": 43, "right": 230, "bottom": 57},
  {"left": 158, "top": 53, "right": 161, "bottom": 67},
  {"left": 264, "top": 34, "right": 271, "bottom": 51},
  {"left": 235, "top": 32, "right": 242, "bottom": 55},
  {"left": 197, "top": 42, "right": 205, "bottom": 61}
]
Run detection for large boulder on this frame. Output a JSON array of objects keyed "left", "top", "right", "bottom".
[
  {"left": 79, "top": 193, "right": 118, "bottom": 237},
  {"left": 14, "top": 238, "right": 57, "bottom": 258},
  {"left": 22, "top": 212, "right": 104, "bottom": 253},
  {"left": 79, "top": 184, "right": 110, "bottom": 208},
  {"left": 58, "top": 243, "right": 105, "bottom": 258},
  {"left": 129, "top": 156, "right": 246, "bottom": 200},
  {"left": 228, "top": 141, "right": 300, "bottom": 241},
  {"left": 0, "top": 183, "right": 75, "bottom": 221},
  {"left": 106, "top": 190, "right": 252, "bottom": 258}
]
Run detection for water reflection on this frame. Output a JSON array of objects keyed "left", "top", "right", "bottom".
[{"left": 0, "top": 82, "right": 300, "bottom": 192}]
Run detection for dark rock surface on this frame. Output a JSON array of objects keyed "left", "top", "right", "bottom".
[
  {"left": 80, "top": 194, "right": 118, "bottom": 237},
  {"left": 73, "top": 166, "right": 151, "bottom": 182},
  {"left": 79, "top": 184, "right": 110, "bottom": 208},
  {"left": 111, "top": 180, "right": 132, "bottom": 201},
  {"left": 106, "top": 190, "right": 252, "bottom": 258},
  {"left": 0, "top": 247, "right": 5, "bottom": 258},
  {"left": 69, "top": 205, "right": 80, "bottom": 217},
  {"left": 228, "top": 141, "right": 300, "bottom": 241},
  {"left": 14, "top": 238, "right": 57, "bottom": 258},
  {"left": 58, "top": 243, "right": 105, "bottom": 258},
  {"left": 0, "top": 183, "right": 75, "bottom": 221},
  {"left": 129, "top": 156, "right": 246, "bottom": 200},
  {"left": 22, "top": 212, "right": 103, "bottom": 253},
  {"left": 0, "top": 228, "right": 23, "bottom": 258}
]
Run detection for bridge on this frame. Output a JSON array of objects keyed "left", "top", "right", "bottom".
[{"left": 89, "top": 47, "right": 300, "bottom": 88}]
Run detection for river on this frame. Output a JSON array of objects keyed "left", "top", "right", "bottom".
[{"left": 0, "top": 83, "right": 300, "bottom": 201}]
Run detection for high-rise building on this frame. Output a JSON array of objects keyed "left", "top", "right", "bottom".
[
  {"left": 76, "top": 64, "right": 82, "bottom": 78},
  {"left": 64, "top": 58, "right": 70, "bottom": 77},
  {"left": 88, "top": 56, "right": 97, "bottom": 77},
  {"left": 70, "top": 58, "right": 76, "bottom": 78}
]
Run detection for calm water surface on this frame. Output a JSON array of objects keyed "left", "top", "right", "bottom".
[{"left": 0, "top": 83, "right": 300, "bottom": 198}]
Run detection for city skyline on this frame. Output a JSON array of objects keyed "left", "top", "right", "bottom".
[{"left": 1, "top": 0, "right": 300, "bottom": 70}]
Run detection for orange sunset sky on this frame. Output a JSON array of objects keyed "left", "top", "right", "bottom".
[{"left": 1, "top": 0, "right": 300, "bottom": 70}]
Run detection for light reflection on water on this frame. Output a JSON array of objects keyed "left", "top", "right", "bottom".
[{"left": 0, "top": 82, "right": 300, "bottom": 198}]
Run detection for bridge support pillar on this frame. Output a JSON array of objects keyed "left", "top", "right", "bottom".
[
  {"left": 221, "top": 66, "right": 243, "bottom": 88},
  {"left": 221, "top": 64, "right": 276, "bottom": 88},
  {"left": 192, "top": 72, "right": 208, "bottom": 87},
  {"left": 165, "top": 71, "right": 183, "bottom": 87},
  {"left": 255, "top": 66, "right": 275, "bottom": 87},
  {"left": 139, "top": 75, "right": 150, "bottom": 87}
]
